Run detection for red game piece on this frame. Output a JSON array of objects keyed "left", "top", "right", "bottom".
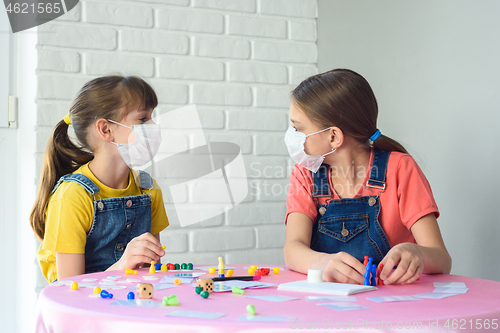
[
  {"left": 363, "top": 256, "right": 369, "bottom": 266},
  {"left": 377, "top": 264, "right": 384, "bottom": 285}
]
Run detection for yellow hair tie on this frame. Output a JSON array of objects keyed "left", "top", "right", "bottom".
[{"left": 63, "top": 113, "right": 71, "bottom": 125}]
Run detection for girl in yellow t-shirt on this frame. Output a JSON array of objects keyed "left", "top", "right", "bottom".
[{"left": 30, "top": 75, "right": 169, "bottom": 283}]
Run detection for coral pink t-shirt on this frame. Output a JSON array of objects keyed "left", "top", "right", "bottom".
[{"left": 285, "top": 149, "right": 440, "bottom": 246}]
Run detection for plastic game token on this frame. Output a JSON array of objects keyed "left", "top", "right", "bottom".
[
  {"left": 144, "top": 276, "right": 159, "bottom": 280},
  {"left": 109, "top": 286, "right": 127, "bottom": 290},
  {"left": 79, "top": 283, "right": 97, "bottom": 288},
  {"left": 50, "top": 282, "right": 65, "bottom": 287},
  {"left": 107, "top": 275, "right": 122, "bottom": 279},
  {"left": 99, "top": 281, "right": 118, "bottom": 285},
  {"left": 89, "top": 294, "right": 101, "bottom": 298},
  {"left": 82, "top": 278, "right": 98, "bottom": 282},
  {"left": 126, "top": 279, "right": 141, "bottom": 283}
]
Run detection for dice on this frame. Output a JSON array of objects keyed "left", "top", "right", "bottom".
[
  {"left": 196, "top": 279, "right": 214, "bottom": 294},
  {"left": 136, "top": 283, "right": 154, "bottom": 299}
]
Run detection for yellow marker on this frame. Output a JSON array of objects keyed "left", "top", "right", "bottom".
[
  {"left": 71, "top": 282, "right": 78, "bottom": 290},
  {"left": 93, "top": 286, "right": 101, "bottom": 295},
  {"left": 149, "top": 261, "right": 156, "bottom": 274}
]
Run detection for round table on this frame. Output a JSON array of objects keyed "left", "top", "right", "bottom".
[{"left": 34, "top": 264, "right": 500, "bottom": 332}]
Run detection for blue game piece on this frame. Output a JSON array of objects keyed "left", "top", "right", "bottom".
[
  {"left": 100, "top": 290, "right": 113, "bottom": 299},
  {"left": 127, "top": 292, "right": 135, "bottom": 300},
  {"left": 363, "top": 257, "right": 373, "bottom": 286},
  {"left": 370, "top": 262, "right": 377, "bottom": 286},
  {"left": 154, "top": 263, "right": 162, "bottom": 270}
]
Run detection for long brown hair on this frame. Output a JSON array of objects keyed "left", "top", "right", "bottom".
[
  {"left": 30, "top": 76, "right": 158, "bottom": 241},
  {"left": 292, "top": 69, "right": 408, "bottom": 154}
]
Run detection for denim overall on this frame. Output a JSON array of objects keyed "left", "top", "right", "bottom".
[
  {"left": 310, "top": 149, "right": 392, "bottom": 264},
  {"left": 52, "top": 170, "right": 153, "bottom": 273}
]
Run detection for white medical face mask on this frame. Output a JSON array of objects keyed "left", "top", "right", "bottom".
[
  {"left": 284, "top": 126, "right": 336, "bottom": 173},
  {"left": 108, "top": 119, "right": 162, "bottom": 168}
]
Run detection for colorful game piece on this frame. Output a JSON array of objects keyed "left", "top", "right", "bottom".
[
  {"left": 125, "top": 268, "right": 138, "bottom": 275},
  {"left": 174, "top": 263, "right": 180, "bottom": 270},
  {"left": 250, "top": 265, "right": 257, "bottom": 271},
  {"left": 370, "top": 262, "right": 377, "bottom": 286},
  {"left": 363, "top": 258, "right": 373, "bottom": 286},
  {"left": 161, "top": 245, "right": 166, "bottom": 250},
  {"left": 273, "top": 267, "right": 280, "bottom": 274},
  {"left": 149, "top": 261, "right": 156, "bottom": 274},
  {"left": 181, "top": 263, "right": 187, "bottom": 270},
  {"left": 167, "top": 263, "right": 175, "bottom": 270},
  {"left": 154, "top": 263, "right": 163, "bottom": 271},
  {"left": 218, "top": 257, "right": 225, "bottom": 277},
  {"left": 137, "top": 283, "right": 154, "bottom": 299},
  {"left": 208, "top": 267, "right": 216, "bottom": 274},
  {"left": 174, "top": 278, "right": 181, "bottom": 285},
  {"left": 248, "top": 268, "right": 256, "bottom": 275},
  {"left": 187, "top": 263, "right": 193, "bottom": 270},
  {"left": 195, "top": 286, "right": 203, "bottom": 294},
  {"left": 71, "top": 282, "right": 78, "bottom": 290},
  {"left": 196, "top": 279, "right": 214, "bottom": 294},
  {"left": 93, "top": 286, "right": 101, "bottom": 295},
  {"left": 200, "top": 291, "right": 209, "bottom": 299},
  {"left": 363, "top": 256, "right": 369, "bottom": 266},
  {"left": 377, "top": 264, "right": 384, "bottom": 285},
  {"left": 246, "top": 304, "right": 256, "bottom": 315},
  {"left": 100, "top": 290, "right": 113, "bottom": 299},
  {"left": 127, "top": 292, "right": 135, "bottom": 300},
  {"left": 161, "top": 264, "right": 168, "bottom": 272},
  {"left": 226, "top": 269, "right": 234, "bottom": 277},
  {"left": 232, "top": 286, "right": 245, "bottom": 295},
  {"left": 163, "top": 295, "right": 179, "bottom": 306}
]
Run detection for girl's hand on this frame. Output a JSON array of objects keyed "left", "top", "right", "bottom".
[
  {"left": 379, "top": 243, "right": 423, "bottom": 285},
  {"left": 322, "top": 251, "right": 366, "bottom": 284},
  {"left": 116, "top": 232, "right": 165, "bottom": 270}
]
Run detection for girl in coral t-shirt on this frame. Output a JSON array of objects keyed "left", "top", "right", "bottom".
[{"left": 283, "top": 69, "right": 451, "bottom": 285}]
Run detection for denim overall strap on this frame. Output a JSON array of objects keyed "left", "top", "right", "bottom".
[
  {"left": 310, "top": 149, "right": 392, "bottom": 264},
  {"left": 312, "top": 164, "right": 331, "bottom": 198},
  {"left": 51, "top": 174, "right": 100, "bottom": 195},
  {"left": 137, "top": 170, "right": 153, "bottom": 190}
]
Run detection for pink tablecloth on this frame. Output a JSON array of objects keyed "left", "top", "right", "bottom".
[{"left": 34, "top": 265, "right": 500, "bottom": 332}]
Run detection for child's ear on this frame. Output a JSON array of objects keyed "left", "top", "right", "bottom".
[
  {"left": 95, "top": 119, "right": 114, "bottom": 142},
  {"left": 329, "top": 126, "right": 343, "bottom": 149}
]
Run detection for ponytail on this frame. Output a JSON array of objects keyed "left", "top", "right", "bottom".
[
  {"left": 372, "top": 134, "right": 408, "bottom": 154},
  {"left": 30, "top": 120, "right": 93, "bottom": 241}
]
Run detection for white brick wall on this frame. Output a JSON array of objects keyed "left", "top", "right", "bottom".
[{"left": 36, "top": 0, "right": 318, "bottom": 273}]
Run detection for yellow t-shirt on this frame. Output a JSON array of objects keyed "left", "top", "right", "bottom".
[{"left": 37, "top": 163, "right": 169, "bottom": 282}]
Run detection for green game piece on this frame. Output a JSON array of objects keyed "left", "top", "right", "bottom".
[
  {"left": 181, "top": 263, "right": 187, "bottom": 269},
  {"left": 163, "top": 295, "right": 179, "bottom": 306},
  {"left": 232, "top": 286, "right": 245, "bottom": 295},
  {"left": 200, "top": 291, "right": 209, "bottom": 299},
  {"left": 187, "top": 263, "right": 193, "bottom": 270},
  {"left": 246, "top": 304, "right": 256, "bottom": 315},
  {"left": 195, "top": 286, "right": 203, "bottom": 294},
  {"left": 174, "top": 263, "right": 180, "bottom": 270}
]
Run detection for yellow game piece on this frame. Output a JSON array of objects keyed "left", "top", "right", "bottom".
[
  {"left": 208, "top": 267, "right": 216, "bottom": 274},
  {"left": 248, "top": 268, "right": 256, "bottom": 275},
  {"left": 218, "top": 257, "right": 225, "bottom": 276},
  {"left": 149, "top": 261, "right": 156, "bottom": 274},
  {"left": 273, "top": 267, "right": 280, "bottom": 274},
  {"left": 226, "top": 269, "right": 234, "bottom": 277},
  {"left": 161, "top": 264, "right": 168, "bottom": 272},
  {"left": 93, "top": 286, "right": 101, "bottom": 295},
  {"left": 71, "top": 282, "right": 78, "bottom": 290},
  {"left": 161, "top": 245, "right": 166, "bottom": 250},
  {"left": 174, "top": 278, "right": 181, "bottom": 285},
  {"left": 251, "top": 265, "right": 257, "bottom": 270},
  {"left": 125, "top": 268, "right": 138, "bottom": 275}
]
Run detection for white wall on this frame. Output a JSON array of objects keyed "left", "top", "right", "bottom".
[
  {"left": 35, "top": 0, "right": 319, "bottom": 291},
  {"left": 318, "top": 0, "right": 500, "bottom": 281}
]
